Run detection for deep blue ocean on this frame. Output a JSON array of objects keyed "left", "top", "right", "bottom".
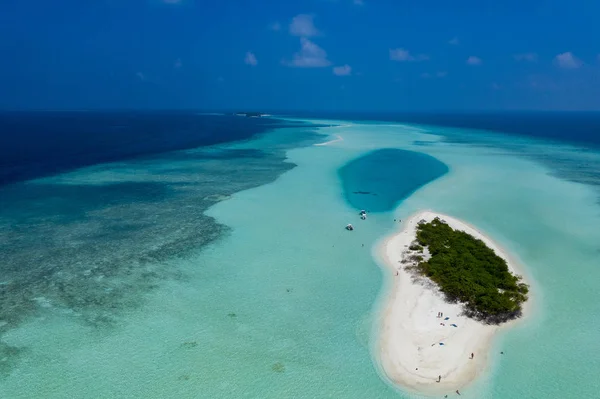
[{"left": 0, "top": 112, "right": 296, "bottom": 186}]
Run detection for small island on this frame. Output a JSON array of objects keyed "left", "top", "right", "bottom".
[
  {"left": 377, "top": 211, "right": 530, "bottom": 395},
  {"left": 412, "top": 217, "right": 528, "bottom": 323},
  {"left": 234, "top": 112, "right": 266, "bottom": 118}
]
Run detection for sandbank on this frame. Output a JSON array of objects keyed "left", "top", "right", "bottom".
[
  {"left": 376, "top": 211, "right": 527, "bottom": 395},
  {"left": 314, "top": 135, "right": 344, "bottom": 146}
]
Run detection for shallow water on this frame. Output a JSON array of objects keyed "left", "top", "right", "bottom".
[{"left": 2, "top": 117, "right": 600, "bottom": 398}]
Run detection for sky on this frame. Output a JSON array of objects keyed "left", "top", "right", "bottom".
[{"left": 1, "top": 0, "right": 600, "bottom": 111}]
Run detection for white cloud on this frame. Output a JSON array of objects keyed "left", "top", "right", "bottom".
[
  {"left": 466, "top": 56, "right": 482, "bottom": 65},
  {"left": 421, "top": 71, "right": 447, "bottom": 79},
  {"left": 513, "top": 53, "right": 538, "bottom": 62},
  {"left": 390, "top": 48, "right": 411, "bottom": 61},
  {"left": 354, "top": 0, "right": 365, "bottom": 5},
  {"left": 389, "top": 48, "right": 429, "bottom": 62},
  {"left": 554, "top": 52, "right": 582, "bottom": 69},
  {"left": 285, "top": 38, "right": 331, "bottom": 68},
  {"left": 136, "top": 72, "right": 146, "bottom": 81},
  {"left": 245, "top": 51, "right": 258, "bottom": 66},
  {"left": 289, "top": 14, "right": 319, "bottom": 37},
  {"left": 492, "top": 82, "right": 501, "bottom": 90},
  {"left": 162, "top": 0, "right": 182, "bottom": 4},
  {"left": 449, "top": 37, "right": 459, "bottom": 45},
  {"left": 269, "top": 22, "right": 281, "bottom": 31},
  {"left": 174, "top": 58, "right": 182, "bottom": 69},
  {"left": 333, "top": 64, "right": 352, "bottom": 76}
]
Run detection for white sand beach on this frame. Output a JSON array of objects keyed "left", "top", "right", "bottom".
[{"left": 377, "top": 211, "right": 526, "bottom": 395}]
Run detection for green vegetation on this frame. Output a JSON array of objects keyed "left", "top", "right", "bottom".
[
  {"left": 415, "top": 218, "right": 528, "bottom": 323},
  {"left": 271, "top": 362, "right": 286, "bottom": 373},
  {"left": 409, "top": 243, "right": 423, "bottom": 251}
]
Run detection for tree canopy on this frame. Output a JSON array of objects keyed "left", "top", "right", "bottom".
[{"left": 415, "top": 218, "right": 528, "bottom": 323}]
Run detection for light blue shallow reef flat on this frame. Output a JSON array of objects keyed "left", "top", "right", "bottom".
[{"left": 2, "top": 118, "right": 600, "bottom": 399}]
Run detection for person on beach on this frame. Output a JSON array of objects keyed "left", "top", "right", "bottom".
[
  {"left": 456, "top": 390, "right": 461, "bottom": 395},
  {"left": 438, "top": 375, "right": 441, "bottom": 383},
  {"left": 470, "top": 353, "right": 474, "bottom": 359}
]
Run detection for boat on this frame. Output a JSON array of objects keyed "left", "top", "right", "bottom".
[{"left": 346, "top": 224, "right": 354, "bottom": 231}]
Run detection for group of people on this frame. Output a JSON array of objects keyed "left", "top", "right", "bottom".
[
  {"left": 437, "top": 311, "right": 446, "bottom": 326},
  {"left": 437, "top": 375, "right": 461, "bottom": 396},
  {"left": 437, "top": 376, "right": 461, "bottom": 396},
  {"left": 435, "top": 351, "right": 508, "bottom": 397},
  {"left": 434, "top": 350, "right": 474, "bottom": 397}
]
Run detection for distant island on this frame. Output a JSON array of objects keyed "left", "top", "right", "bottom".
[
  {"left": 412, "top": 217, "right": 528, "bottom": 323},
  {"left": 234, "top": 112, "right": 267, "bottom": 118}
]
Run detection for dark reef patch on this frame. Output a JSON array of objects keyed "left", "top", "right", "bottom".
[{"left": 0, "top": 124, "right": 323, "bottom": 375}]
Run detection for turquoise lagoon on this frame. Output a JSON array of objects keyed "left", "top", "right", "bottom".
[{"left": 2, "top": 118, "right": 600, "bottom": 399}]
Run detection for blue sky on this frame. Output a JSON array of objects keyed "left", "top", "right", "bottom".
[{"left": 1, "top": 0, "right": 599, "bottom": 111}]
